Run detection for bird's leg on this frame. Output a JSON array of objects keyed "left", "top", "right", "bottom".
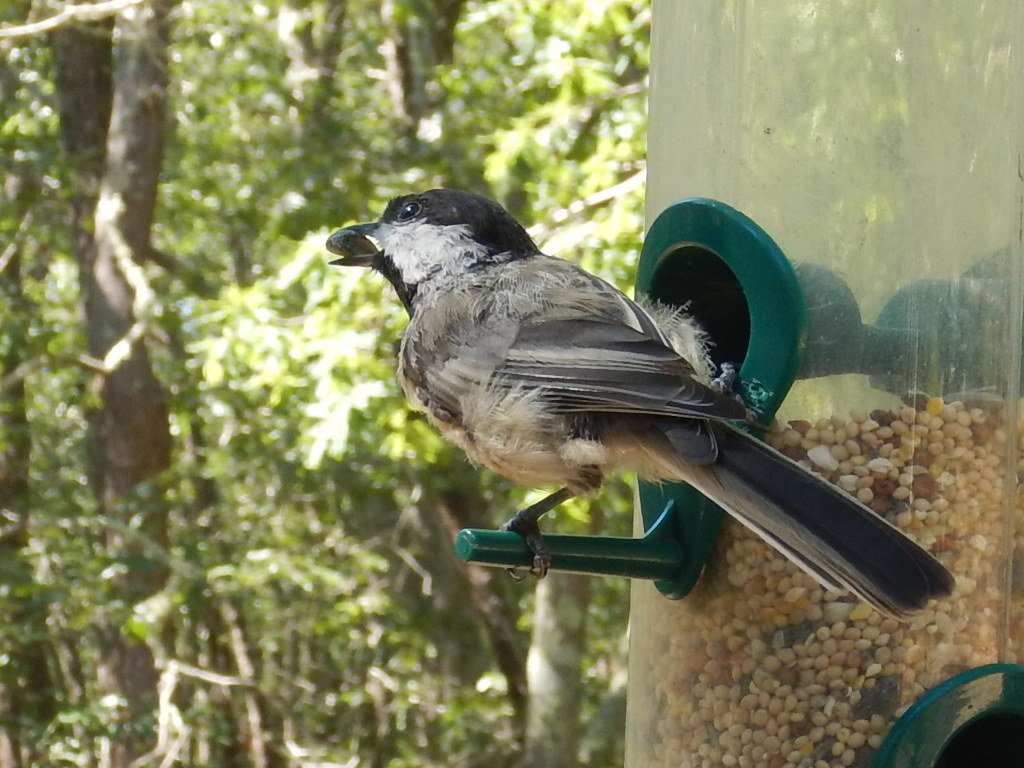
[{"left": 501, "top": 487, "right": 574, "bottom": 578}]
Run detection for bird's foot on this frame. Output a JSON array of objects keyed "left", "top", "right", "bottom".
[
  {"left": 711, "top": 361, "right": 738, "bottom": 395},
  {"left": 712, "top": 362, "right": 760, "bottom": 425},
  {"left": 501, "top": 514, "right": 551, "bottom": 578},
  {"left": 499, "top": 487, "right": 573, "bottom": 580}
]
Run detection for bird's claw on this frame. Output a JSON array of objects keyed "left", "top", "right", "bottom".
[
  {"left": 501, "top": 516, "right": 550, "bottom": 579},
  {"left": 711, "top": 362, "right": 738, "bottom": 394},
  {"left": 530, "top": 548, "right": 551, "bottom": 579},
  {"left": 712, "top": 361, "right": 758, "bottom": 423}
]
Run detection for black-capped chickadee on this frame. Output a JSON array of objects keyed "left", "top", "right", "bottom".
[{"left": 326, "top": 188, "right": 954, "bottom": 617}]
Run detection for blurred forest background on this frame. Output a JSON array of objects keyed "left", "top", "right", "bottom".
[{"left": 0, "top": 0, "right": 648, "bottom": 766}]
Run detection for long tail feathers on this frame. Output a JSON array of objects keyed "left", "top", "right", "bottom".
[{"left": 678, "top": 423, "right": 955, "bottom": 618}]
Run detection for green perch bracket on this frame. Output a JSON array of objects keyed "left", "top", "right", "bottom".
[{"left": 454, "top": 198, "right": 807, "bottom": 597}]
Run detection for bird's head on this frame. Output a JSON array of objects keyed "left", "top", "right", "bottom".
[{"left": 327, "top": 189, "right": 540, "bottom": 307}]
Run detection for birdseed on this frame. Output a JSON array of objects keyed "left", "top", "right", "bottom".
[{"left": 627, "top": 399, "right": 1019, "bottom": 768}]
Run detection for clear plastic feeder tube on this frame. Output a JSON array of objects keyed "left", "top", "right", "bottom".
[{"left": 627, "top": 3, "right": 1024, "bottom": 767}]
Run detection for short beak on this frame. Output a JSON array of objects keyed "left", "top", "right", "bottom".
[{"left": 326, "top": 222, "right": 381, "bottom": 267}]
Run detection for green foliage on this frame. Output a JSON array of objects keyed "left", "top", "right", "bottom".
[{"left": 1, "top": 0, "right": 649, "bottom": 765}]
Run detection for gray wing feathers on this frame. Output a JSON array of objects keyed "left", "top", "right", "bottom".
[
  {"left": 499, "top": 318, "right": 747, "bottom": 420},
  {"left": 407, "top": 264, "right": 748, "bottom": 422}
]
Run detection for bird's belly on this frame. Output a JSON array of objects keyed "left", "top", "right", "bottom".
[{"left": 427, "top": 389, "right": 606, "bottom": 494}]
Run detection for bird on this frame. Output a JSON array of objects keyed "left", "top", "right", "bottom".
[{"left": 325, "top": 188, "right": 954, "bottom": 618}]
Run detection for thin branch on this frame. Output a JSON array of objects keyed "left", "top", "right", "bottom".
[
  {"left": 0, "top": 341, "right": 160, "bottom": 398},
  {"left": 74, "top": 514, "right": 205, "bottom": 579},
  {"left": 527, "top": 167, "right": 647, "bottom": 244},
  {"left": 0, "top": 210, "right": 33, "bottom": 273},
  {"left": 0, "top": 521, "right": 29, "bottom": 545},
  {"left": 0, "top": 0, "right": 157, "bottom": 39},
  {"left": 128, "top": 662, "right": 187, "bottom": 768},
  {"left": 391, "top": 540, "right": 434, "bottom": 597},
  {"left": 219, "top": 599, "right": 270, "bottom": 768},
  {"left": 165, "top": 659, "right": 255, "bottom": 689},
  {"left": 540, "top": 167, "right": 647, "bottom": 228},
  {"left": 0, "top": 359, "right": 32, "bottom": 397}
]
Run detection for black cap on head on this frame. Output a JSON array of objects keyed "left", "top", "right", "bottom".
[{"left": 383, "top": 189, "right": 540, "bottom": 257}]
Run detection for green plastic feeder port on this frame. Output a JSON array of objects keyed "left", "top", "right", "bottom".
[
  {"left": 875, "top": 664, "right": 1024, "bottom": 767},
  {"left": 634, "top": 198, "right": 806, "bottom": 597},
  {"left": 455, "top": 198, "right": 806, "bottom": 595}
]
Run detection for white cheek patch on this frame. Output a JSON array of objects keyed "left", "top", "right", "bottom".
[{"left": 377, "top": 221, "right": 490, "bottom": 284}]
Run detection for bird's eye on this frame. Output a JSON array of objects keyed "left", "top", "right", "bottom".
[{"left": 397, "top": 201, "right": 422, "bottom": 221}]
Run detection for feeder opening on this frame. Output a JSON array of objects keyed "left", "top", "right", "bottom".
[
  {"left": 936, "top": 711, "right": 1024, "bottom": 768},
  {"left": 647, "top": 243, "right": 751, "bottom": 370}
]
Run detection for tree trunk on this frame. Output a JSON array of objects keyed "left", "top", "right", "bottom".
[
  {"left": 51, "top": 4, "right": 174, "bottom": 766},
  {"left": 218, "top": 598, "right": 272, "bottom": 768},
  {"left": 578, "top": 632, "right": 627, "bottom": 766},
  {"left": 1, "top": 46, "right": 35, "bottom": 753},
  {"left": 380, "top": 0, "right": 466, "bottom": 125},
  {"left": 0, "top": 226, "right": 59, "bottom": 767},
  {"left": 521, "top": 571, "right": 590, "bottom": 768},
  {"left": 0, "top": 205, "right": 34, "bottom": 768},
  {"left": 435, "top": 489, "right": 529, "bottom": 729}
]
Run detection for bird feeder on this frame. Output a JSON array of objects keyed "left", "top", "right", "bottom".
[{"left": 625, "top": 3, "right": 1024, "bottom": 767}]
